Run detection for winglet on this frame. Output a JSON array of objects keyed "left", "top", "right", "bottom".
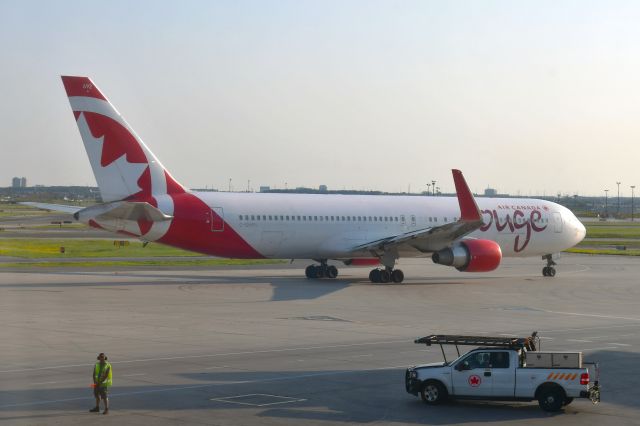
[{"left": 452, "top": 169, "right": 481, "bottom": 221}]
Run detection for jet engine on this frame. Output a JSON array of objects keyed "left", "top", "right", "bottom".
[{"left": 431, "top": 239, "right": 502, "bottom": 272}]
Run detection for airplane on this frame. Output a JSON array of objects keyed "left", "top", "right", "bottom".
[{"left": 25, "top": 76, "right": 586, "bottom": 283}]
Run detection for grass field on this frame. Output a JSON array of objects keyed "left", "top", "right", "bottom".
[
  {"left": 0, "top": 238, "right": 203, "bottom": 259},
  {"left": 0, "top": 258, "right": 285, "bottom": 268},
  {"left": 573, "top": 221, "right": 640, "bottom": 255}
]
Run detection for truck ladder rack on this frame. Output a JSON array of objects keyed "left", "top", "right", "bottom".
[
  {"left": 414, "top": 333, "right": 538, "bottom": 363},
  {"left": 415, "top": 335, "right": 533, "bottom": 349}
]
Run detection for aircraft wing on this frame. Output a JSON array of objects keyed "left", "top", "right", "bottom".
[
  {"left": 350, "top": 169, "right": 484, "bottom": 254},
  {"left": 20, "top": 202, "right": 83, "bottom": 214}
]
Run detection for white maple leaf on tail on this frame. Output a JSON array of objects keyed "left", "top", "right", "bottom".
[{"left": 77, "top": 112, "right": 148, "bottom": 202}]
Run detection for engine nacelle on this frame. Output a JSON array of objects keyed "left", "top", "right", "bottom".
[{"left": 431, "top": 239, "right": 502, "bottom": 272}]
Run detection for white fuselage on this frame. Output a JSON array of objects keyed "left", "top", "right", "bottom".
[{"left": 191, "top": 192, "right": 586, "bottom": 260}]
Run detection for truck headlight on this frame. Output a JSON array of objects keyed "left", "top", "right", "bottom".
[{"left": 409, "top": 370, "right": 418, "bottom": 379}]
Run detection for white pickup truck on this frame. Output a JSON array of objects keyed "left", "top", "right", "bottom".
[{"left": 405, "top": 334, "right": 600, "bottom": 412}]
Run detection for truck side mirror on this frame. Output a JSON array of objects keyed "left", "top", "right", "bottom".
[{"left": 454, "top": 363, "right": 467, "bottom": 371}]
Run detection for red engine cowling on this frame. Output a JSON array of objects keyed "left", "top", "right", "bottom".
[{"left": 431, "top": 239, "right": 502, "bottom": 272}]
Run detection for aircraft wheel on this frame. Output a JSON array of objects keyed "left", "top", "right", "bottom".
[
  {"left": 379, "top": 269, "right": 390, "bottom": 283},
  {"left": 315, "top": 266, "right": 326, "bottom": 279},
  {"left": 391, "top": 269, "right": 404, "bottom": 283},
  {"left": 548, "top": 267, "right": 556, "bottom": 277},
  {"left": 305, "top": 265, "right": 316, "bottom": 279},
  {"left": 326, "top": 265, "right": 338, "bottom": 279},
  {"left": 542, "top": 267, "right": 548, "bottom": 276},
  {"left": 369, "top": 269, "right": 381, "bottom": 283}
]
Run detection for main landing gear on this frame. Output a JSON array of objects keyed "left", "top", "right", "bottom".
[
  {"left": 305, "top": 261, "right": 338, "bottom": 279},
  {"left": 369, "top": 267, "right": 404, "bottom": 284},
  {"left": 542, "top": 254, "right": 557, "bottom": 277}
]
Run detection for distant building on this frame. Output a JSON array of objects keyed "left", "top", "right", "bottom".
[
  {"left": 11, "top": 177, "right": 27, "bottom": 188},
  {"left": 319, "top": 185, "right": 328, "bottom": 193},
  {"left": 259, "top": 186, "right": 270, "bottom": 193},
  {"left": 484, "top": 187, "right": 497, "bottom": 197}
]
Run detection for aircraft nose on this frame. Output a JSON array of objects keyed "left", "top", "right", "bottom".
[{"left": 575, "top": 220, "right": 586, "bottom": 244}]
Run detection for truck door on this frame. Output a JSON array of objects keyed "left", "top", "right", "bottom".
[
  {"left": 488, "top": 351, "right": 514, "bottom": 397},
  {"left": 452, "top": 351, "right": 493, "bottom": 397}
]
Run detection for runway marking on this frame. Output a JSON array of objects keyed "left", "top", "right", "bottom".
[
  {"left": 0, "top": 339, "right": 409, "bottom": 374},
  {"left": 204, "top": 366, "right": 229, "bottom": 370},
  {"left": 122, "top": 373, "right": 147, "bottom": 377},
  {"left": 568, "top": 339, "right": 593, "bottom": 343},
  {"left": 607, "top": 343, "right": 632, "bottom": 347},
  {"left": 540, "top": 324, "right": 640, "bottom": 333},
  {"left": 540, "top": 310, "right": 640, "bottom": 322},
  {"left": 0, "top": 364, "right": 408, "bottom": 409},
  {"left": 577, "top": 346, "right": 619, "bottom": 352},
  {"left": 210, "top": 393, "right": 306, "bottom": 407}
]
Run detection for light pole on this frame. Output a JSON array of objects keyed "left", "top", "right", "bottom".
[
  {"left": 632, "top": 185, "right": 636, "bottom": 221},
  {"left": 604, "top": 189, "right": 609, "bottom": 217},
  {"left": 617, "top": 181, "right": 621, "bottom": 216},
  {"left": 432, "top": 180, "right": 436, "bottom": 196},
  {"left": 426, "top": 183, "right": 431, "bottom": 195},
  {"left": 228, "top": 178, "right": 232, "bottom": 192}
]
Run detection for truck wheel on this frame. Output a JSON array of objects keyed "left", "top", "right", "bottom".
[
  {"left": 538, "top": 387, "right": 564, "bottom": 412},
  {"left": 420, "top": 381, "right": 447, "bottom": 405}
]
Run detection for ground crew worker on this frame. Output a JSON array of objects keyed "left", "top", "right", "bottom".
[{"left": 90, "top": 353, "right": 112, "bottom": 414}]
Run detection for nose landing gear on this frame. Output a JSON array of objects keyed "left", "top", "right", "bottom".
[{"left": 542, "top": 254, "right": 557, "bottom": 277}]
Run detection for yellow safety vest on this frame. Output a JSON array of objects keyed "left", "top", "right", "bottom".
[{"left": 93, "top": 362, "right": 113, "bottom": 387}]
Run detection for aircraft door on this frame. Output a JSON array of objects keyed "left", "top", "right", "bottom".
[
  {"left": 209, "top": 207, "right": 225, "bottom": 232},
  {"left": 553, "top": 212, "right": 563, "bottom": 233}
]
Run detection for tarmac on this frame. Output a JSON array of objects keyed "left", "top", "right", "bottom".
[{"left": 1, "top": 254, "right": 639, "bottom": 425}]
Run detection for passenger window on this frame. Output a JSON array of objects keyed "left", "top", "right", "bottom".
[
  {"left": 268, "top": 215, "right": 272, "bottom": 220},
  {"left": 314, "top": 216, "right": 318, "bottom": 221},
  {"left": 462, "top": 351, "right": 492, "bottom": 369},
  {"left": 490, "top": 352, "right": 510, "bottom": 369},
  {"left": 303, "top": 216, "right": 306, "bottom": 221},
  {"left": 280, "top": 215, "right": 284, "bottom": 221},
  {"left": 257, "top": 215, "right": 260, "bottom": 221},
  {"left": 251, "top": 215, "right": 255, "bottom": 220},
  {"left": 263, "top": 215, "right": 266, "bottom": 220},
  {"left": 286, "top": 216, "right": 289, "bottom": 220}
]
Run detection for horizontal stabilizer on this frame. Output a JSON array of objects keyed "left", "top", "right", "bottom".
[
  {"left": 20, "top": 202, "right": 83, "bottom": 214},
  {"left": 75, "top": 201, "right": 173, "bottom": 223}
]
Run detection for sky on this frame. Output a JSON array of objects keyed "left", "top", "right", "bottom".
[{"left": 1, "top": 0, "right": 639, "bottom": 197}]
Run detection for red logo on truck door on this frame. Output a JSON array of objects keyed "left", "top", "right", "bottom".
[{"left": 468, "top": 375, "right": 482, "bottom": 387}]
